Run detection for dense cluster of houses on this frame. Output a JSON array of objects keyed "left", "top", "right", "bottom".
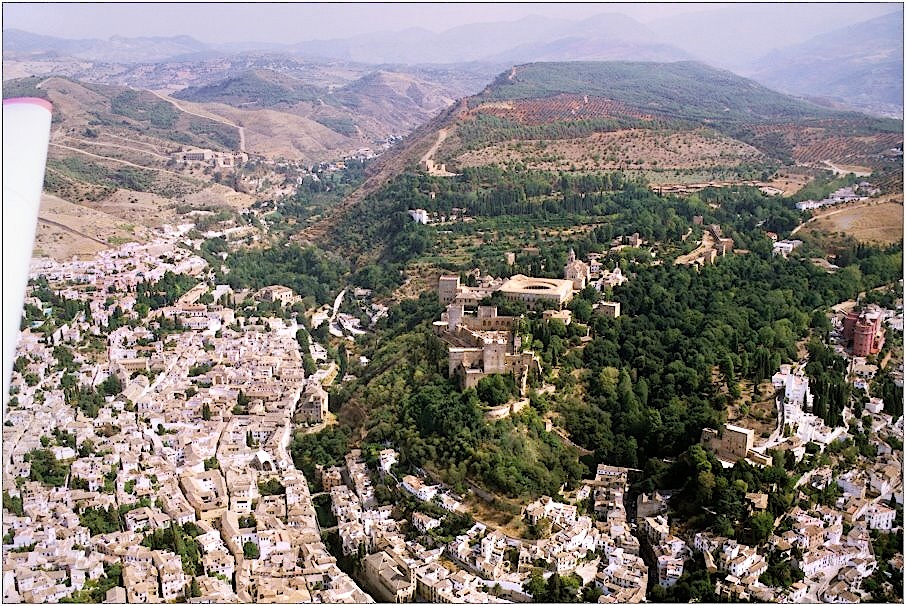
[{"left": 4, "top": 231, "right": 368, "bottom": 603}]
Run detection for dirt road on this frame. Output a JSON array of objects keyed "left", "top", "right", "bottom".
[
  {"left": 61, "top": 137, "right": 170, "bottom": 160},
  {"left": 790, "top": 198, "right": 887, "bottom": 236},
  {"left": 419, "top": 127, "right": 456, "bottom": 176},
  {"left": 37, "top": 217, "right": 109, "bottom": 246},
  {"left": 420, "top": 127, "right": 447, "bottom": 165},
  {"left": 149, "top": 91, "right": 246, "bottom": 153},
  {"left": 49, "top": 142, "right": 187, "bottom": 177}
]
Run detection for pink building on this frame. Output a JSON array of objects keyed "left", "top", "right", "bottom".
[{"left": 843, "top": 311, "right": 884, "bottom": 357}]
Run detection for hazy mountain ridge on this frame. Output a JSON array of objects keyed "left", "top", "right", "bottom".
[
  {"left": 645, "top": 3, "right": 898, "bottom": 69},
  {"left": 745, "top": 13, "right": 904, "bottom": 118},
  {"left": 5, "top": 6, "right": 901, "bottom": 115},
  {"left": 170, "top": 66, "right": 467, "bottom": 148},
  {"left": 3, "top": 28, "right": 209, "bottom": 63},
  {"left": 287, "top": 13, "right": 676, "bottom": 64},
  {"left": 484, "top": 36, "right": 690, "bottom": 64}
]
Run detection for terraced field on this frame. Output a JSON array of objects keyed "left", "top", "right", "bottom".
[{"left": 454, "top": 128, "right": 764, "bottom": 173}]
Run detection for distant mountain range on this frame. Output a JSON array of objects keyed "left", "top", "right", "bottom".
[
  {"left": 3, "top": 6, "right": 902, "bottom": 116},
  {"left": 644, "top": 3, "right": 897, "bottom": 70},
  {"left": 2, "top": 29, "right": 213, "bottom": 63},
  {"left": 743, "top": 13, "right": 904, "bottom": 118}
]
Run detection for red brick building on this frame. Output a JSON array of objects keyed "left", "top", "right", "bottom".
[{"left": 843, "top": 311, "right": 884, "bottom": 357}]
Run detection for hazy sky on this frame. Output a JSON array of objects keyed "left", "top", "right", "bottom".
[{"left": 3, "top": 2, "right": 728, "bottom": 43}]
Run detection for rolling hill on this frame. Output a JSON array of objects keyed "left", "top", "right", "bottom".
[
  {"left": 477, "top": 61, "right": 842, "bottom": 125},
  {"left": 455, "top": 61, "right": 902, "bottom": 168},
  {"left": 172, "top": 67, "right": 469, "bottom": 155},
  {"left": 2, "top": 75, "right": 255, "bottom": 251},
  {"left": 173, "top": 69, "right": 324, "bottom": 107},
  {"left": 298, "top": 60, "right": 903, "bottom": 254}
]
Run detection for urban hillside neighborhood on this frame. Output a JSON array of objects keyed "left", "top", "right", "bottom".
[{"left": 3, "top": 205, "right": 903, "bottom": 602}]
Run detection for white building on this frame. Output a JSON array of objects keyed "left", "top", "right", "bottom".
[
  {"left": 408, "top": 209, "right": 429, "bottom": 224},
  {"left": 863, "top": 504, "right": 896, "bottom": 531}
]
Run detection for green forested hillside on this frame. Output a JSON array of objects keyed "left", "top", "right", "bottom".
[
  {"left": 173, "top": 69, "right": 324, "bottom": 106},
  {"left": 301, "top": 157, "right": 903, "bottom": 508},
  {"left": 480, "top": 61, "right": 843, "bottom": 125}
]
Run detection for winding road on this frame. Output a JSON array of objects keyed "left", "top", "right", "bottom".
[
  {"left": 49, "top": 142, "right": 188, "bottom": 177},
  {"left": 419, "top": 127, "right": 448, "bottom": 166},
  {"left": 149, "top": 91, "right": 246, "bottom": 153},
  {"left": 62, "top": 137, "right": 170, "bottom": 160}
]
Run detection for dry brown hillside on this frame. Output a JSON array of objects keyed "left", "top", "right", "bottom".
[{"left": 34, "top": 193, "right": 153, "bottom": 260}]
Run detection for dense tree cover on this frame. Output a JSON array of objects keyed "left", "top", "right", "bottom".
[
  {"left": 64, "top": 384, "right": 108, "bottom": 418},
  {"left": 52, "top": 345, "right": 79, "bottom": 374},
  {"left": 872, "top": 368, "right": 904, "bottom": 418},
  {"left": 174, "top": 69, "right": 323, "bottom": 107},
  {"left": 313, "top": 493, "right": 338, "bottom": 529},
  {"left": 49, "top": 295, "right": 86, "bottom": 324},
  {"left": 304, "top": 223, "right": 900, "bottom": 507},
  {"left": 135, "top": 271, "right": 197, "bottom": 310},
  {"left": 863, "top": 280, "right": 904, "bottom": 310},
  {"left": 562, "top": 242, "right": 902, "bottom": 472},
  {"left": 142, "top": 522, "right": 204, "bottom": 575},
  {"left": 524, "top": 571, "right": 583, "bottom": 602},
  {"left": 475, "top": 374, "right": 519, "bottom": 407},
  {"left": 258, "top": 478, "right": 285, "bottom": 496},
  {"left": 863, "top": 528, "right": 905, "bottom": 601},
  {"left": 349, "top": 262, "right": 406, "bottom": 297},
  {"left": 243, "top": 540, "right": 259, "bottom": 559},
  {"left": 289, "top": 425, "right": 353, "bottom": 485},
  {"left": 78, "top": 499, "right": 153, "bottom": 535},
  {"left": 519, "top": 315, "right": 588, "bottom": 370},
  {"left": 110, "top": 90, "right": 179, "bottom": 129},
  {"left": 3, "top": 492, "right": 24, "bottom": 516},
  {"left": 648, "top": 553, "right": 718, "bottom": 603},
  {"left": 653, "top": 445, "right": 796, "bottom": 542},
  {"left": 339, "top": 322, "right": 586, "bottom": 498},
  {"left": 2, "top": 76, "right": 52, "bottom": 103},
  {"left": 51, "top": 428, "right": 77, "bottom": 449},
  {"left": 219, "top": 244, "right": 347, "bottom": 305},
  {"left": 805, "top": 340, "right": 850, "bottom": 427},
  {"left": 696, "top": 185, "right": 804, "bottom": 245},
  {"left": 329, "top": 163, "right": 836, "bottom": 272},
  {"left": 274, "top": 161, "right": 368, "bottom": 221},
  {"left": 26, "top": 449, "right": 71, "bottom": 488},
  {"left": 188, "top": 362, "right": 214, "bottom": 378},
  {"left": 99, "top": 373, "right": 123, "bottom": 397},
  {"left": 759, "top": 548, "right": 805, "bottom": 588},
  {"left": 60, "top": 564, "right": 123, "bottom": 603}
]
